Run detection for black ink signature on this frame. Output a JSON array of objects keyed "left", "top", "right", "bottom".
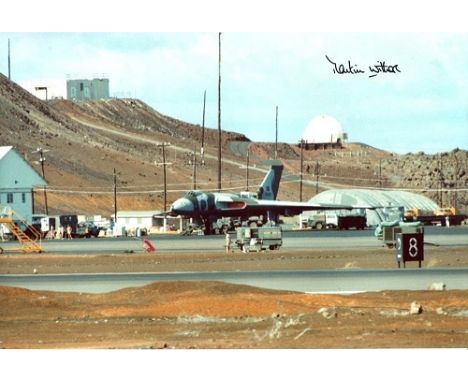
[
  {"left": 325, "top": 55, "right": 401, "bottom": 78},
  {"left": 368, "top": 61, "right": 401, "bottom": 78},
  {"left": 325, "top": 55, "right": 365, "bottom": 74}
]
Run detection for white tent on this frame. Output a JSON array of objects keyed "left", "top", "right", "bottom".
[{"left": 307, "top": 189, "right": 439, "bottom": 226}]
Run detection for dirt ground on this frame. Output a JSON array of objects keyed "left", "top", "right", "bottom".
[{"left": 1, "top": 246, "right": 467, "bottom": 349}]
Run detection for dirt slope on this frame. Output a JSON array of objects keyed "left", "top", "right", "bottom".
[
  {"left": 0, "top": 73, "right": 250, "bottom": 215},
  {"left": 1, "top": 281, "right": 467, "bottom": 349}
]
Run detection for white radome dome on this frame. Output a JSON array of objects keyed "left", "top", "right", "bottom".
[{"left": 303, "top": 115, "right": 344, "bottom": 143}]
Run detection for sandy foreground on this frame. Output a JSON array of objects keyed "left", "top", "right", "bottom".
[{"left": 0, "top": 246, "right": 467, "bottom": 349}]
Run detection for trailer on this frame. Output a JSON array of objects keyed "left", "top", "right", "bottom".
[
  {"left": 337, "top": 215, "right": 367, "bottom": 230},
  {"left": 235, "top": 225, "right": 282, "bottom": 252},
  {"left": 405, "top": 214, "right": 466, "bottom": 226}
]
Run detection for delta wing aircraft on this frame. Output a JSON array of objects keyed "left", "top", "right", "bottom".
[{"left": 169, "top": 164, "right": 368, "bottom": 234}]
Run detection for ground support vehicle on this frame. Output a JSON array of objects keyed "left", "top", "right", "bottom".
[
  {"left": 235, "top": 225, "right": 282, "bottom": 252},
  {"left": 375, "top": 220, "right": 424, "bottom": 248}
]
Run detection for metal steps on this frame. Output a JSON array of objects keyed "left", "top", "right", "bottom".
[{"left": 0, "top": 208, "right": 42, "bottom": 253}]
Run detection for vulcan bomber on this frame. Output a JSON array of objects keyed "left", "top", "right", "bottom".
[{"left": 169, "top": 164, "right": 364, "bottom": 234}]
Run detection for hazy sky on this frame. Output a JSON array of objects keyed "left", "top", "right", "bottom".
[{"left": 1, "top": 7, "right": 467, "bottom": 155}]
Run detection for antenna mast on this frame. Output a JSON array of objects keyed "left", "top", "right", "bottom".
[
  {"left": 8, "top": 38, "right": 11, "bottom": 80},
  {"left": 201, "top": 90, "right": 206, "bottom": 165},
  {"left": 217, "top": 32, "right": 222, "bottom": 192},
  {"left": 275, "top": 106, "right": 278, "bottom": 159}
]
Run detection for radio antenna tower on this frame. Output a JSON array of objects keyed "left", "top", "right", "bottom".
[{"left": 8, "top": 38, "right": 11, "bottom": 80}]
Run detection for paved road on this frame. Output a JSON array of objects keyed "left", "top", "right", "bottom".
[
  {"left": 1, "top": 268, "right": 467, "bottom": 293},
  {"left": 1, "top": 226, "right": 466, "bottom": 253}
]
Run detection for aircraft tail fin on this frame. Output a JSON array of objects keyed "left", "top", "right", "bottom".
[{"left": 257, "top": 164, "right": 283, "bottom": 200}]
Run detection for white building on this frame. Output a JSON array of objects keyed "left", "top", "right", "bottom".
[
  {"left": 302, "top": 115, "right": 347, "bottom": 148},
  {"left": 113, "top": 210, "right": 184, "bottom": 236},
  {"left": 0, "top": 146, "right": 47, "bottom": 223}
]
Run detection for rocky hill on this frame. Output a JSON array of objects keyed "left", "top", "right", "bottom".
[
  {"left": 382, "top": 150, "right": 467, "bottom": 213},
  {"left": 0, "top": 73, "right": 252, "bottom": 215},
  {"left": 1, "top": 73, "right": 466, "bottom": 216}
]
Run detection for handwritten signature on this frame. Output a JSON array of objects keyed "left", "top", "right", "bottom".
[{"left": 325, "top": 55, "right": 401, "bottom": 78}]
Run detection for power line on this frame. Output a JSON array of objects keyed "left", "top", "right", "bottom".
[{"left": 39, "top": 184, "right": 468, "bottom": 195}]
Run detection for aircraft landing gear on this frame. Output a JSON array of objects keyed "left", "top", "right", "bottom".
[{"left": 202, "top": 217, "right": 213, "bottom": 235}]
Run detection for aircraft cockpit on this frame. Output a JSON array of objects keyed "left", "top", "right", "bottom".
[{"left": 185, "top": 190, "right": 202, "bottom": 198}]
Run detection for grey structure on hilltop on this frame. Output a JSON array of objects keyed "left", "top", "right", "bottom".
[{"left": 67, "top": 78, "right": 109, "bottom": 100}]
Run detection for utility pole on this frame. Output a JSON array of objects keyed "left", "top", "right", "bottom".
[
  {"left": 184, "top": 146, "right": 202, "bottom": 190},
  {"left": 163, "top": 144, "right": 167, "bottom": 212},
  {"left": 246, "top": 147, "right": 250, "bottom": 192},
  {"left": 217, "top": 32, "right": 222, "bottom": 192},
  {"left": 113, "top": 168, "right": 117, "bottom": 225},
  {"left": 378, "top": 159, "right": 382, "bottom": 189},
  {"left": 453, "top": 154, "right": 459, "bottom": 211},
  {"left": 299, "top": 139, "right": 304, "bottom": 202},
  {"left": 37, "top": 148, "right": 48, "bottom": 215},
  {"left": 156, "top": 142, "right": 171, "bottom": 212},
  {"left": 314, "top": 161, "right": 321, "bottom": 195},
  {"left": 201, "top": 90, "right": 206, "bottom": 165},
  {"left": 8, "top": 38, "right": 11, "bottom": 80},
  {"left": 192, "top": 147, "right": 197, "bottom": 189},
  {"left": 438, "top": 155, "right": 444, "bottom": 206},
  {"left": 275, "top": 106, "right": 278, "bottom": 160}
]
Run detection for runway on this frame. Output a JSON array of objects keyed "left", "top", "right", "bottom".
[
  {"left": 1, "top": 226, "right": 467, "bottom": 294},
  {"left": 1, "top": 267, "right": 467, "bottom": 293},
  {"left": 1, "top": 226, "right": 467, "bottom": 254}
]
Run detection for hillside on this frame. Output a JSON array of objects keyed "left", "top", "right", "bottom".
[
  {"left": 0, "top": 73, "right": 253, "bottom": 215},
  {"left": 1, "top": 73, "right": 466, "bottom": 216}
]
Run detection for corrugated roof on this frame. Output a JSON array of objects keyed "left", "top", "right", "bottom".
[{"left": 307, "top": 189, "right": 439, "bottom": 226}]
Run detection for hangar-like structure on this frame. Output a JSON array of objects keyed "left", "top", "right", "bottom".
[{"left": 307, "top": 189, "right": 439, "bottom": 227}]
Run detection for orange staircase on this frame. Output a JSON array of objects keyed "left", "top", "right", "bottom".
[{"left": 0, "top": 207, "right": 42, "bottom": 253}]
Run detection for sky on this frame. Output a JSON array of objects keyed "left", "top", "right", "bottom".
[{"left": 1, "top": 4, "right": 467, "bottom": 155}]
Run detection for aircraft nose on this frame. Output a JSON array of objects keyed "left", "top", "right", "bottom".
[{"left": 170, "top": 198, "right": 194, "bottom": 214}]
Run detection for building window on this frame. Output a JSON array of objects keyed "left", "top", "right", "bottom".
[
  {"left": 22, "top": 193, "right": 26, "bottom": 203},
  {"left": 71, "top": 87, "right": 76, "bottom": 98},
  {"left": 84, "top": 87, "right": 90, "bottom": 98},
  {"left": 80, "top": 82, "right": 84, "bottom": 91},
  {"left": 7, "top": 192, "right": 13, "bottom": 203}
]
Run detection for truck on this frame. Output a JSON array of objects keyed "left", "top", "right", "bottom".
[
  {"left": 303, "top": 212, "right": 366, "bottom": 230},
  {"left": 75, "top": 221, "right": 101, "bottom": 238},
  {"left": 235, "top": 225, "right": 282, "bottom": 252},
  {"left": 404, "top": 206, "right": 466, "bottom": 226},
  {"left": 302, "top": 212, "right": 338, "bottom": 229}
]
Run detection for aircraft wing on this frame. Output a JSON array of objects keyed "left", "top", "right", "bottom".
[
  {"left": 212, "top": 197, "right": 372, "bottom": 217},
  {"left": 245, "top": 199, "right": 370, "bottom": 216}
]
